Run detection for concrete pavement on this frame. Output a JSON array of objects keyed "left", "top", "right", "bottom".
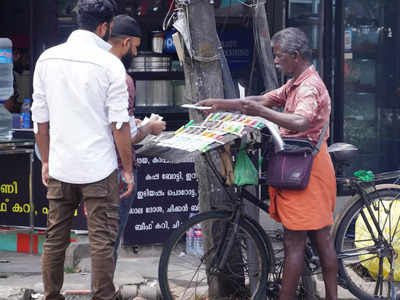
[
  {"left": 0, "top": 197, "right": 359, "bottom": 300},
  {"left": 0, "top": 240, "right": 162, "bottom": 300}
]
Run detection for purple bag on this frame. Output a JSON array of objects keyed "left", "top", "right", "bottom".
[
  {"left": 266, "top": 139, "right": 315, "bottom": 189},
  {"left": 266, "top": 122, "right": 329, "bottom": 190}
]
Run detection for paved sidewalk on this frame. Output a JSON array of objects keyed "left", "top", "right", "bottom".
[
  {"left": 0, "top": 197, "right": 359, "bottom": 300},
  {"left": 0, "top": 242, "right": 162, "bottom": 300}
]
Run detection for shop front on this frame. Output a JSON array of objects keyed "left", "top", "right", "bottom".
[
  {"left": 337, "top": 0, "right": 400, "bottom": 174},
  {"left": 287, "top": 0, "right": 400, "bottom": 175},
  {"left": 2, "top": 0, "right": 400, "bottom": 246}
]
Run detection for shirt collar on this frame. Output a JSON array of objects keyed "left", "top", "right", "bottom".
[
  {"left": 291, "top": 65, "right": 315, "bottom": 87},
  {"left": 67, "top": 29, "right": 112, "bottom": 51}
]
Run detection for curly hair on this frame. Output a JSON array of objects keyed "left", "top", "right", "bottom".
[
  {"left": 271, "top": 27, "right": 312, "bottom": 62},
  {"left": 77, "top": 0, "right": 118, "bottom": 32}
]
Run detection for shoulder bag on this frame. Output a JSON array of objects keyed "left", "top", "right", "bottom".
[{"left": 266, "top": 122, "right": 329, "bottom": 190}]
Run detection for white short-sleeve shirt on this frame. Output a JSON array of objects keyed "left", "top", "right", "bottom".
[{"left": 32, "top": 30, "right": 130, "bottom": 184}]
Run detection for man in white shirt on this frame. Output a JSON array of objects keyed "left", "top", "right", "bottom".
[{"left": 31, "top": 1, "right": 133, "bottom": 299}]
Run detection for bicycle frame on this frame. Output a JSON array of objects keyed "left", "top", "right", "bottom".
[
  {"left": 203, "top": 143, "right": 400, "bottom": 272},
  {"left": 334, "top": 177, "right": 400, "bottom": 261}
]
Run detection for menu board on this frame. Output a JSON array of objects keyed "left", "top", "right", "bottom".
[
  {"left": 123, "top": 156, "right": 198, "bottom": 245},
  {"left": 0, "top": 152, "right": 198, "bottom": 246},
  {"left": 0, "top": 153, "right": 32, "bottom": 227}
]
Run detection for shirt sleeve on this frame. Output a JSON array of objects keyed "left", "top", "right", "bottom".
[
  {"left": 31, "top": 61, "right": 49, "bottom": 123},
  {"left": 292, "top": 83, "right": 319, "bottom": 122},
  {"left": 105, "top": 61, "right": 130, "bottom": 124},
  {"left": 262, "top": 83, "right": 288, "bottom": 107}
]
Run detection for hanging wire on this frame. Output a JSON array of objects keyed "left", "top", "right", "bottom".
[{"left": 162, "top": 0, "right": 176, "bottom": 31}]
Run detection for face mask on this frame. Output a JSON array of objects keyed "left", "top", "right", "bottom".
[{"left": 121, "top": 48, "right": 134, "bottom": 70}]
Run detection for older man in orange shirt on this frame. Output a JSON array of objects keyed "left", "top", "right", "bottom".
[{"left": 199, "top": 27, "right": 338, "bottom": 300}]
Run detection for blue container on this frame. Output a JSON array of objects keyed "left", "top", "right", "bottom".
[{"left": 20, "top": 98, "right": 31, "bottom": 128}]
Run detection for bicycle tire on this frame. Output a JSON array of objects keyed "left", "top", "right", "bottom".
[
  {"left": 158, "top": 210, "right": 270, "bottom": 300},
  {"left": 334, "top": 188, "right": 400, "bottom": 299}
]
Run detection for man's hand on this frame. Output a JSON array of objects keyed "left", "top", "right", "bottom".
[
  {"left": 149, "top": 120, "right": 166, "bottom": 135},
  {"left": 240, "top": 100, "right": 265, "bottom": 116},
  {"left": 198, "top": 99, "right": 218, "bottom": 114},
  {"left": 120, "top": 170, "right": 134, "bottom": 199},
  {"left": 112, "top": 122, "right": 133, "bottom": 198},
  {"left": 35, "top": 122, "right": 50, "bottom": 186},
  {"left": 42, "top": 162, "right": 49, "bottom": 187}
]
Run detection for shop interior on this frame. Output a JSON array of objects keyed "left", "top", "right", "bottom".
[{"left": 1, "top": 0, "right": 286, "bottom": 131}]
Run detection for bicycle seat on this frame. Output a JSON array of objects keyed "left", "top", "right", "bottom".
[{"left": 328, "top": 143, "right": 358, "bottom": 161}]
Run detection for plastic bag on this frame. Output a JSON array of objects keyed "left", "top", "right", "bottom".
[
  {"left": 355, "top": 200, "right": 400, "bottom": 280},
  {"left": 233, "top": 150, "right": 258, "bottom": 186},
  {"left": 354, "top": 170, "right": 375, "bottom": 182}
]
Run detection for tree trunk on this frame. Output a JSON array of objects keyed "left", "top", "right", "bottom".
[{"left": 182, "top": 1, "right": 240, "bottom": 298}]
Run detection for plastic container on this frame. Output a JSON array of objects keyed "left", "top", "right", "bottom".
[
  {"left": 0, "top": 100, "right": 13, "bottom": 140},
  {"left": 0, "top": 38, "right": 14, "bottom": 100},
  {"left": 152, "top": 31, "right": 165, "bottom": 54},
  {"left": 186, "top": 213, "right": 204, "bottom": 256},
  {"left": 20, "top": 98, "right": 31, "bottom": 128}
]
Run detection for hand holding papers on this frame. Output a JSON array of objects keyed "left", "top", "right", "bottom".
[{"left": 138, "top": 113, "right": 163, "bottom": 128}]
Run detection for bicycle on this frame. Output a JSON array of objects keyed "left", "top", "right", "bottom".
[{"left": 158, "top": 131, "right": 400, "bottom": 300}]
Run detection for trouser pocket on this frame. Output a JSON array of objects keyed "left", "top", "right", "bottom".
[{"left": 46, "top": 177, "right": 64, "bottom": 200}]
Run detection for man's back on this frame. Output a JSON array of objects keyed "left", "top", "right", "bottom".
[{"left": 32, "top": 29, "right": 129, "bottom": 184}]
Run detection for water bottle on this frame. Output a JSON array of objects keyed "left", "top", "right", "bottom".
[
  {"left": 0, "top": 101, "right": 12, "bottom": 140},
  {"left": 186, "top": 224, "right": 194, "bottom": 255},
  {"left": 186, "top": 213, "right": 204, "bottom": 256},
  {"left": 20, "top": 98, "right": 31, "bottom": 128},
  {"left": 192, "top": 225, "right": 204, "bottom": 256},
  {"left": 0, "top": 38, "right": 14, "bottom": 100}
]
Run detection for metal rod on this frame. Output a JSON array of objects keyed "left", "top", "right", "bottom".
[{"left": 29, "top": 151, "right": 35, "bottom": 254}]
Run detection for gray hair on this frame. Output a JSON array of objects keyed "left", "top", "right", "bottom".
[{"left": 271, "top": 27, "right": 312, "bottom": 62}]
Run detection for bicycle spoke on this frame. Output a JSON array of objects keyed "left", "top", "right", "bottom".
[
  {"left": 390, "top": 206, "right": 400, "bottom": 244},
  {"left": 342, "top": 253, "right": 379, "bottom": 267},
  {"left": 338, "top": 246, "right": 380, "bottom": 259}
]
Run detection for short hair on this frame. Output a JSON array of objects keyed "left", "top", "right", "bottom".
[
  {"left": 110, "top": 15, "right": 142, "bottom": 39},
  {"left": 77, "top": 0, "right": 118, "bottom": 32},
  {"left": 271, "top": 27, "right": 312, "bottom": 62}
]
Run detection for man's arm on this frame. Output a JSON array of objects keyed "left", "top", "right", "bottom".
[
  {"left": 31, "top": 60, "right": 51, "bottom": 186},
  {"left": 198, "top": 94, "right": 281, "bottom": 111},
  {"left": 106, "top": 60, "right": 135, "bottom": 198},
  {"left": 35, "top": 122, "right": 50, "bottom": 186},
  {"left": 112, "top": 122, "right": 133, "bottom": 199}
]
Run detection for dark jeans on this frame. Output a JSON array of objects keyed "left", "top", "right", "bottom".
[{"left": 42, "top": 171, "right": 119, "bottom": 300}]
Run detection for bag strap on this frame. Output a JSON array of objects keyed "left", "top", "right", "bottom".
[{"left": 312, "top": 121, "right": 329, "bottom": 156}]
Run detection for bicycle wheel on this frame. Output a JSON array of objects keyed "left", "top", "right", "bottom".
[
  {"left": 158, "top": 210, "right": 270, "bottom": 300},
  {"left": 334, "top": 188, "right": 400, "bottom": 299}
]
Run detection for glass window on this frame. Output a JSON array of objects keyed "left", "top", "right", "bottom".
[
  {"left": 287, "top": 0, "right": 322, "bottom": 73},
  {"left": 342, "top": 0, "right": 398, "bottom": 173}
]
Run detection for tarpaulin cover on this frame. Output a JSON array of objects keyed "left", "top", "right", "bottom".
[{"left": 355, "top": 200, "right": 400, "bottom": 280}]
